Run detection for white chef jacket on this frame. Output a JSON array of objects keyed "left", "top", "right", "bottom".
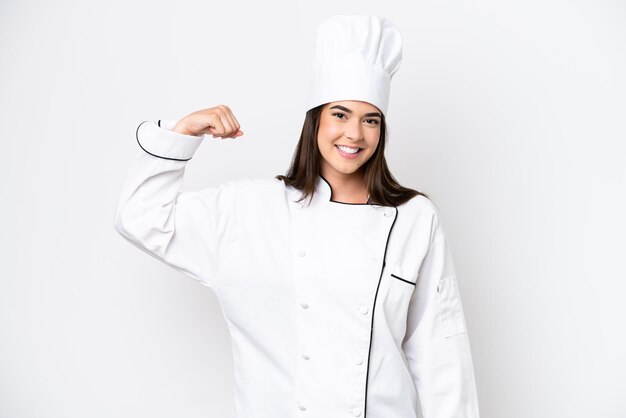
[{"left": 114, "top": 119, "right": 481, "bottom": 418}]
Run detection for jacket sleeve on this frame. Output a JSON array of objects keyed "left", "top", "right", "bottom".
[
  {"left": 113, "top": 119, "right": 238, "bottom": 289},
  {"left": 401, "top": 227, "right": 480, "bottom": 418}
]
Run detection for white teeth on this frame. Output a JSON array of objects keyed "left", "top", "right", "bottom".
[{"left": 336, "top": 145, "right": 360, "bottom": 154}]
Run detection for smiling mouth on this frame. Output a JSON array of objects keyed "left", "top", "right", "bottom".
[{"left": 335, "top": 144, "right": 362, "bottom": 154}]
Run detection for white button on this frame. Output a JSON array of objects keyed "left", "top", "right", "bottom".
[
  {"left": 300, "top": 302, "right": 309, "bottom": 309},
  {"left": 358, "top": 306, "right": 369, "bottom": 315},
  {"left": 302, "top": 353, "right": 310, "bottom": 360},
  {"left": 298, "top": 404, "right": 307, "bottom": 411},
  {"left": 297, "top": 249, "right": 306, "bottom": 257},
  {"left": 354, "top": 356, "right": 363, "bottom": 365},
  {"left": 384, "top": 209, "right": 394, "bottom": 217},
  {"left": 351, "top": 407, "right": 362, "bottom": 416}
]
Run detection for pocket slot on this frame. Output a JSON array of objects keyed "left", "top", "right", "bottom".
[{"left": 390, "top": 273, "right": 416, "bottom": 286}]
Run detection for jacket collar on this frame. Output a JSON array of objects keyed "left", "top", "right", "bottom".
[
  {"left": 316, "top": 174, "right": 333, "bottom": 201},
  {"left": 316, "top": 174, "right": 372, "bottom": 205}
]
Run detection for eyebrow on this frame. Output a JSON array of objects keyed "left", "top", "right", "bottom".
[{"left": 329, "top": 105, "right": 382, "bottom": 118}]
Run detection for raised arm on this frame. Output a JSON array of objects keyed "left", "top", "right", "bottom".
[{"left": 113, "top": 106, "right": 244, "bottom": 289}]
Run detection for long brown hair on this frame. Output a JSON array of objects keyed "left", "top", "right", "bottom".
[{"left": 275, "top": 103, "right": 430, "bottom": 207}]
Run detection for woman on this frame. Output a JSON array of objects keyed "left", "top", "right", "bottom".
[{"left": 115, "top": 14, "right": 480, "bottom": 418}]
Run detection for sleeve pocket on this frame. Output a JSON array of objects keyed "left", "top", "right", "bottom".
[{"left": 436, "top": 276, "right": 467, "bottom": 338}]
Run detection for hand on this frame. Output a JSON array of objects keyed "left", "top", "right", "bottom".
[{"left": 173, "top": 105, "right": 244, "bottom": 139}]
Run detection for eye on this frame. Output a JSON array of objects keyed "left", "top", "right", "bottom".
[
  {"left": 332, "top": 112, "right": 347, "bottom": 119},
  {"left": 365, "top": 119, "right": 380, "bottom": 125}
]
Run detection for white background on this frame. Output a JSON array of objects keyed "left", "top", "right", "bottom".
[{"left": 1, "top": 1, "right": 625, "bottom": 417}]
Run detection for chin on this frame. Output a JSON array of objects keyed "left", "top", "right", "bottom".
[{"left": 331, "top": 164, "right": 363, "bottom": 176}]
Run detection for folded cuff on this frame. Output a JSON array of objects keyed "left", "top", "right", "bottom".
[{"left": 135, "top": 120, "right": 204, "bottom": 161}]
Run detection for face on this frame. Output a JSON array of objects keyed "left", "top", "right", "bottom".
[{"left": 317, "top": 100, "right": 382, "bottom": 178}]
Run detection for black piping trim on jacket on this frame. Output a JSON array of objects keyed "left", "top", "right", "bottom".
[
  {"left": 318, "top": 174, "right": 373, "bottom": 206},
  {"left": 363, "top": 206, "right": 399, "bottom": 418},
  {"left": 135, "top": 120, "right": 192, "bottom": 162},
  {"left": 391, "top": 273, "right": 416, "bottom": 286}
]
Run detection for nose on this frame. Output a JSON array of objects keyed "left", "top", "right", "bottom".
[{"left": 345, "top": 119, "right": 364, "bottom": 141}]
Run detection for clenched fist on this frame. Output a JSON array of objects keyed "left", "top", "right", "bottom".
[{"left": 173, "top": 105, "right": 244, "bottom": 139}]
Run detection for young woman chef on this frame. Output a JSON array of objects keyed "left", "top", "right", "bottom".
[{"left": 114, "top": 14, "right": 480, "bottom": 418}]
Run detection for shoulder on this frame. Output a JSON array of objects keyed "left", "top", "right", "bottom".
[
  {"left": 222, "top": 177, "right": 288, "bottom": 201},
  {"left": 396, "top": 193, "right": 446, "bottom": 243},
  {"left": 397, "top": 193, "right": 440, "bottom": 219}
]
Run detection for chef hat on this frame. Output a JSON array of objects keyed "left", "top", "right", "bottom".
[{"left": 305, "top": 14, "right": 403, "bottom": 116}]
